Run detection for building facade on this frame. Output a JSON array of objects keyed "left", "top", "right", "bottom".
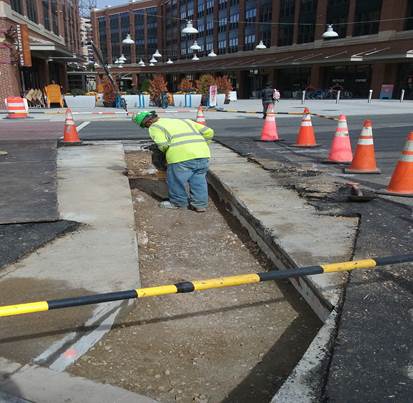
[
  {"left": 0, "top": 0, "right": 81, "bottom": 107},
  {"left": 92, "top": 0, "right": 413, "bottom": 99}
]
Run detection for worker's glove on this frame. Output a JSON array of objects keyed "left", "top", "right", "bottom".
[{"left": 142, "top": 143, "right": 158, "bottom": 152}]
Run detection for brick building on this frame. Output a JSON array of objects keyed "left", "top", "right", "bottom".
[
  {"left": 92, "top": 0, "right": 413, "bottom": 99},
  {"left": 0, "top": 0, "right": 81, "bottom": 107}
]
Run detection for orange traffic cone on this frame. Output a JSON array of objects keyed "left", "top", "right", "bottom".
[
  {"left": 196, "top": 106, "right": 206, "bottom": 125},
  {"left": 381, "top": 132, "right": 413, "bottom": 196},
  {"left": 344, "top": 120, "right": 380, "bottom": 174},
  {"left": 259, "top": 104, "right": 280, "bottom": 141},
  {"left": 62, "top": 109, "right": 81, "bottom": 144},
  {"left": 292, "top": 108, "right": 319, "bottom": 147},
  {"left": 325, "top": 114, "right": 352, "bottom": 163}
]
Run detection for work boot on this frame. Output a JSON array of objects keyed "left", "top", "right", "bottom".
[
  {"left": 190, "top": 205, "right": 207, "bottom": 213},
  {"left": 159, "top": 200, "right": 179, "bottom": 209}
]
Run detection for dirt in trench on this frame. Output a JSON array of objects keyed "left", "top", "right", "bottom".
[{"left": 69, "top": 151, "right": 321, "bottom": 403}]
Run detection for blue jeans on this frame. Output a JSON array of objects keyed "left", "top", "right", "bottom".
[{"left": 167, "top": 158, "right": 209, "bottom": 208}]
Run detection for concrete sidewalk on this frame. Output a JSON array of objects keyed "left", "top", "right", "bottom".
[
  {"left": 0, "top": 144, "right": 140, "bottom": 401},
  {"left": 223, "top": 99, "right": 413, "bottom": 116},
  {"left": 3, "top": 98, "right": 412, "bottom": 123},
  {"left": 0, "top": 357, "right": 155, "bottom": 403}
]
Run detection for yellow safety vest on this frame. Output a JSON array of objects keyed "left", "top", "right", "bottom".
[{"left": 149, "top": 118, "right": 214, "bottom": 164}]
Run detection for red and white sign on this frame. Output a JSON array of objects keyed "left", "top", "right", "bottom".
[{"left": 209, "top": 85, "right": 217, "bottom": 107}]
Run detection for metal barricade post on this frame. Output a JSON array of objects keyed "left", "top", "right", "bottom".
[
  {"left": 368, "top": 89, "right": 373, "bottom": 103},
  {"left": 400, "top": 89, "right": 405, "bottom": 103},
  {"left": 336, "top": 90, "right": 341, "bottom": 104}
]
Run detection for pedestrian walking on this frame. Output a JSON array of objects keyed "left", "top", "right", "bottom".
[
  {"left": 133, "top": 111, "right": 214, "bottom": 212},
  {"left": 160, "top": 91, "right": 168, "bottom": 109},
  {"left": 273, "top": 88, "right": 281, "bottom": 103},
  {"left": 261, "top": 82, "right": 274, "bottom": 119}
]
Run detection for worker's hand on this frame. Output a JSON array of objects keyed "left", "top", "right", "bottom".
[{"left": 131, "top": 114, "right": 139, "bottom": 125}]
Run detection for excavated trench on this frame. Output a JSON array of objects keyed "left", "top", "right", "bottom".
[{"left": 70, "top": 148, "right": 321, "bottom": 403}]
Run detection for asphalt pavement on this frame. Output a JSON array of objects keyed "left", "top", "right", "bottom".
[
  {"left": 0, "top": 140, "right": 59, "bottom": 224},
  {"left": 72, "top": 114, "right": 412, "bottom": 196}
]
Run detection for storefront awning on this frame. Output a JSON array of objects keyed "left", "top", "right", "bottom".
[
  {"left": 112, "top": 38, "right": 413, "bottom": 74},
  {"left": 30, "top": 36, "right": 74, "bottom": 58}
]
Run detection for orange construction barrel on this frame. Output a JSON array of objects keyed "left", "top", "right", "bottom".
[{"left": 5, "top": 97, "right": 28, "bottom": 119}]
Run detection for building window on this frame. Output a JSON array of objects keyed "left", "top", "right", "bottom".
[
  {"left": 27, "top": 0, "right": 38, "bottom": 23},
  {"left": 180, "top": 4, "right": 186, "bottom": 19},
  {"left": 219, "top": 9, "right": 228, "bottom": 32},
  {"left": 206, "top": 15, "right": 214, "bottom": 34},
  {"left": 326, "top": 0, "right": 349, "bottom": 38},
  {"left": 51, "top": 0, "right": 58, "bottom": 35},
  {"left": 278, "top": 0, "right": 294, "bottom": 46},
  {"left": 219, "top": 0, "right": 227, "bottom": 10},
  {"left": 42, "top": 0, "right": 50, "bottom": 30},
  {"left": 229, "top": 5, "right": 239, "bottom": 29},
  {"left": 134, "top": 10, "right": 145, "bottom": 60},
  {"left": 218, "top": 32, "right": 227, "bottom": 54},
  {"left": 98, "top": 17, "right": 108, "bottom": 63},
  {"left": 110, "top": 15, "right": 120, "bottom": 61},
  {"left": 187, "top": 0, "right": 194, "bottom": 17},
  {"left": 244, "top": 34, "right": 256, "bottom": 45},
  {"left": 405, "top": 1, "right": 413, "bottom": 31},
  {"left": 206, "top": 0, "right": 214, "bottom": 14},
  {"left": 147, "top": 7, "right": 158, "bottom": 57},
  {"left": 245, "top": 8, "right": 256, "bottom": 20},
  {"left": 198, "top": 0, "right": 205, "bottom": 15},
  {"left": 120, "top": 12, "right": 130, "bottom": 61},
  {"left": 10, "top": 0, "right": 23, "bottom": 14},
  {"left": 259, "top": 0, "right": 272, "bottom": 47},
  {"left": 206, "top": 36, "right": 213, "bottom": 52},
  {"left": 353, "top": 0, "right": 382, "bottom": 36},
  {"left": 229, "top": 29, "right": 238, "bottom": 52},
  {"left": 298, "top": 0, "right": 317, "bottom": 44},
  {"left": 198, "top": 17, "right": 205, "bottom": 33}
]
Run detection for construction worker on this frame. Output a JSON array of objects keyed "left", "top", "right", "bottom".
[
  {"left": 261, "top": 82, "right": 274, "bottom": 119},
  {"left": 133, "top": 111, "right": 214, "bottom": 212}
]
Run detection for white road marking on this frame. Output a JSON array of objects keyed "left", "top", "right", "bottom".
[
  {"left": 76, "top": 121, "right": 91, "bottom": 132},
  {"left": 48, "top": 301, "right": 126, "bottom": 372},
  {"left": 33, "top": 302, "right": 119, "bottom": 365}
]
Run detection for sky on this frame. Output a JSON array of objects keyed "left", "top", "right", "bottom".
[{"left": 97, "top": 0, "right": 127, "bottom": 7}]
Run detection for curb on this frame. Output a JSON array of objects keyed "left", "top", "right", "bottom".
[{"left": 207, "top": 170, "right": 334, "bottom": 321}]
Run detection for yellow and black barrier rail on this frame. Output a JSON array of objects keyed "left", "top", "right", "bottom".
[
  {"left": 211, "top": 108, "right": 338, "bottom": 121},
  {"left": 1, "top": 254, "right": 412, "bottom": 318}
]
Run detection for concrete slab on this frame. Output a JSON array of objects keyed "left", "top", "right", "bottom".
[
  {"left": 0, "top": 357, "right": 156, "bottom": 403},
  {"left": 0, "top": 144, "right": 139, "bottom": 370},
  {"left": 1, "top": 144, "right": 138, "bottom": 292},
  {"left": 209, "top": 143, "right": 358, "bottom": 320}
]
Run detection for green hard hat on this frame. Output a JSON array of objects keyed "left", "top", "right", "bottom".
[{"left": 133, "top": 111, "right": 151, "bottom": 127}]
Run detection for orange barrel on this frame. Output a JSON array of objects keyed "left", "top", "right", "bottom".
[{"left": 5, "top": 96, "right": 28, "bottom": 119}]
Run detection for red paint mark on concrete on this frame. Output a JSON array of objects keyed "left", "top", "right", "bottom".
[{"left": 63, "top": 348, "right": 77, "bottom": 359}]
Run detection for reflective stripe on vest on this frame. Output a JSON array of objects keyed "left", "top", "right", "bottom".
[
  {"left": 151, "top": 124, "right": 172, "bottom": 142},
  {"left": 169, "top": 139, "right": 207, "bottom": 147},
  {"left": 151, "top": 118, "right": 211, "bottom": 164}
]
